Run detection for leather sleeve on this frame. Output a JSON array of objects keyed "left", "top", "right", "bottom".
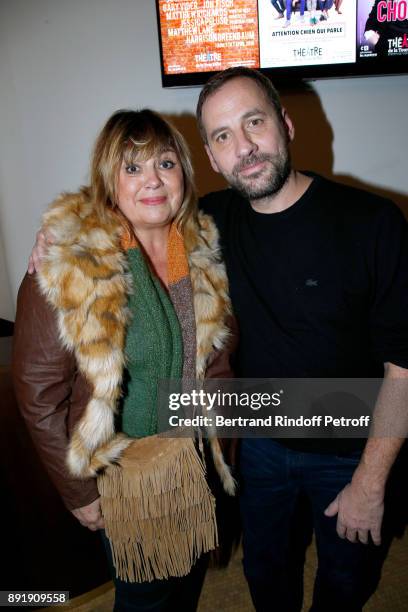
[{"left": 12, "top": 273, "right": 99, "bottom": 510}]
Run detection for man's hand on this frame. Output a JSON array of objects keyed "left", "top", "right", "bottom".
[
  {"left": 28, "top": 228, "right": 54, "bottom": 274},
  {"left": 71, "top": 497, "right": 105, "bottom": 531},
  {"left": 325, "top": 363, "right": 408, "bottom": 546},
  {"left": 324, "top": 473, "right": 384, "bottom": 545}
]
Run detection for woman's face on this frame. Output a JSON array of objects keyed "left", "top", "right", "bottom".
[{"left": 116, "top": 148, "right": 184, "bottom": 232}]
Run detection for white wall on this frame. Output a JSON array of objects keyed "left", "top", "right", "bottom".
[
  {"left": 0, "top": 0, "right": 407, "bottom": 319},
  {"left": 0, "top": 240, "right": 13, "bottom": 322}
]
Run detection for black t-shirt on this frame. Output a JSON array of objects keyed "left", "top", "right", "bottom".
[{"left": 199, "top": 174, "right": 408, "bottom": 452}]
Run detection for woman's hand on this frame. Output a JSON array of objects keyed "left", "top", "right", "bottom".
[
  {"left": 28, "top": 229, "right": 54, "bottom": 274},
  {"left": 71, "top": 497, "right": 105, "bottom": 531}
]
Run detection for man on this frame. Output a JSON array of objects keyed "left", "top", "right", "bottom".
[{"left": 195, "top": 67, "right": 408, "bottom": 611}]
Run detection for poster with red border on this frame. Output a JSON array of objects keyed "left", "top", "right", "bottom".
[{"left": 158, "top": 0, "right": 260, "bottom": 74}]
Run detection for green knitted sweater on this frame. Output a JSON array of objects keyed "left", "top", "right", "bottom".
[{"left": 120, "top": 248, "right": 183, "bottom": 438}]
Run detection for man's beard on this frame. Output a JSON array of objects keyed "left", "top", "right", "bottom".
[{"left": 226, "top": 148, "right": 291, "bottom": 201}]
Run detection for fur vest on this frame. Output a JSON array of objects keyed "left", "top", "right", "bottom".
[{"left": 36, "top": 189, "right": 235, "bottom": 494}]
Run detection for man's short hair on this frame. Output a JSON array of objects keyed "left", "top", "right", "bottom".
[{"left": 196, "top": 67, "right": 283, "bottom": 144}]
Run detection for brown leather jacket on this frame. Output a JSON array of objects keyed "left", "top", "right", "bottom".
[{"left": 12, "top": 273, "right": 238, "bottom": 510}]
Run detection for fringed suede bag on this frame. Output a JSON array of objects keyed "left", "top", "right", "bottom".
[{"left": 97, "top": 435, "right": 218, "bottom": 583}]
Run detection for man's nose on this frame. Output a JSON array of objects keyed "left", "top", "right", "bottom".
[{"left": 235, "top": 129, "right": 257, "bottom": 159}]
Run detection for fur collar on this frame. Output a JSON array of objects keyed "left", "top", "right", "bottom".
[{"left": 37, "top": 189, "right": 233, "bottom": 487}]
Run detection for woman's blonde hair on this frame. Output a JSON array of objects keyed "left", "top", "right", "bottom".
[{"left": 90, "top": 109, "right": 197, "bottom": 233}]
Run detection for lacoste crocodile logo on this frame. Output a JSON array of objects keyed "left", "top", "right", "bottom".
[{"left": 305, "top": 279, "right": 318, "bottom": 287}]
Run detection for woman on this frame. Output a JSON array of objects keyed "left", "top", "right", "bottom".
[{"left": 12, "top": 109, "right": 236, "bottom": 611}]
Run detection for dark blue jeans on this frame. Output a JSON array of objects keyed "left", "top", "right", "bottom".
[
  {"left": 271, "top": 0, "right": 285, "bottom": 15},
  {"left": 240, "top": 439, "right": 391, "bottom": 612},
  {"left": 101, "top": 531, "right": 208, "bottom": 612},
  {"left": 286, "top": 0, "right": 306, "bottom": 19}
]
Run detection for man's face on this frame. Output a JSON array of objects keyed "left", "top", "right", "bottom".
[{"left": 201, "top": 77, "right": 294, "bottom": 201}]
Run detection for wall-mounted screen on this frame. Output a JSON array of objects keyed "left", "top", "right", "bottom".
[{"left": 156, "top": 0, "right": 408, "bottom": 85}]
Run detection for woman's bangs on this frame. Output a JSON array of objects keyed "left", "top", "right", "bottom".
[{"left": 122, "top": 126, "right": 176, "bottom": 166}]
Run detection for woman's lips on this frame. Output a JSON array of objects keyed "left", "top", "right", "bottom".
[{"left": 139, "top": 196, "right": 167, "bottom": 205}]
